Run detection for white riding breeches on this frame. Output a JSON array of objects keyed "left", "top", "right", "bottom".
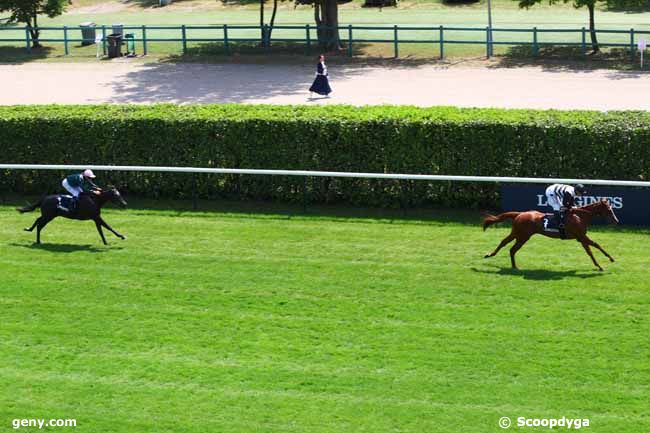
[
  {"left": 545, "top": 185, "right": 564, "bottom": 211},
  {"left": 62, "top": 179, "right": 83, "bottom": 198}
]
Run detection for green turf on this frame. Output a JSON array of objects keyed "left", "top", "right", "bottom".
[
  {"left": 0, "top": 201, "right": 648, "bottom": 433},
  {"left": 1, "top": 0, "right": 649, "bottom": 61}
]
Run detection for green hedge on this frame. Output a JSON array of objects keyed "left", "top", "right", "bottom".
[{"left": 1, "top": 105, "right": 649, "bottom": 208}]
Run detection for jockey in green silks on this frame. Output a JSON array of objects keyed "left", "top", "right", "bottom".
[{"left": 60, "top": 169, "right": 101, "bottom": 211}]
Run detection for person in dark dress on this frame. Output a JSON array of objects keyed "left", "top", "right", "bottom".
[{"left": 309, "top": 54, "right": 332, "bottom": 98}]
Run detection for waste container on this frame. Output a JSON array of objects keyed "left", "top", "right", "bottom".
[
  {"left": 112, "top": 23, "right": 124, "bottom": 35},
  {"left": 125, "top": 33, "right": 135, "bottom": 56},
  {"left": 80, "top": 22, "right": 96, "bottom": 46},
  {"left": 107, "top": 33, "right": 123, "bottom": 58}
]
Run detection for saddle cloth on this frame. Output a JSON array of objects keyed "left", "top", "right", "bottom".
[
  {"left": 57, "top": 195, "right": 76, "bottom": 214},
  {"left": 542, "top": 213, "right": 561, "bottom": 233}
]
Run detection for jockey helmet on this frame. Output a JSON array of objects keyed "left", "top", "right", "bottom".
[
  {"left": 83, "top": 169, "right": 96, "bottom": 178},
  {"left": 574, "top": 184, "right": 586, "bottom": 195}
]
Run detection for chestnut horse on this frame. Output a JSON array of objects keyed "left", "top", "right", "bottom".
[{"left": 482, "top": 199, "right": 619, "bottom": 271}]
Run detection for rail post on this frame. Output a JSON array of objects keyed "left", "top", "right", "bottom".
[
  {"left": 192, "top": 173, "right": 198, "bottom": 210},
  {"left": 302, "top": 176, "right": 308, "bottom": 213},
  {"left": 102, "top": 25, "right": 107, "bottom": 55},
  {"left": 142, "top": 25, "right": 148, "bottom": 55},
  {"left": 439, "top": 25, "right": 444, "bottom": 60},
  {"left": 305, "top": 24, "right": 311, "bottom": 55},
  {"left": 486, "top": 26, "right": 490, "bottom": 58},
  {"left": 181, "top": 25, "right": 187, "bottom": 54},
  {"left": 581, "top": 27, "right": 586, "bottom": 57},
  {"left": 394, "top": 25, "right": 399, "bottom": 58},
  {"left": 630, "top": 28, "right": 635, "bottom": 62},
  {"left": 532, "top": 27, "right": 538, "bottom": 57},
  {"left": 223, "top": 24, "right": 229, "bottom": 55},
  {"left": 399, "top": 180, "right": 408, "bottom": 217},
  {"left": 63, "top": 26, "right": 69, "bottom": 55},
  {"left": 348, "top": 24, "right": 353, "bottom": 57}
]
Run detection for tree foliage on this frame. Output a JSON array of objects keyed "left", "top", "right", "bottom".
[
  {"left": 517, "top": 0, "right": 602, "bottom": 52},
  {"left": 0, "top": 0, "right": 67, "bottom": 47}
]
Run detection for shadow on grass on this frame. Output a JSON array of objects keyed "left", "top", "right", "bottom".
[
  {"left": 123, "top": 0, "right": 196, "bottom": 8},
  {"left": 471, "top": 264, "right": 605, "bottom": 280},
  {"left": 490, "top": 45, "right": 645, "bottom": 72},
  {"left": 10, "top": 242, "right": 114, "bottom": 253},
  {"left": 163, "top": 41, "right": 440, "bottom": 67},
  {"left": 0, "top": 46, "right": 54, "bottom": 64},
  {"left": 220, "top": 0, "right": 260, "bottom": 5}
]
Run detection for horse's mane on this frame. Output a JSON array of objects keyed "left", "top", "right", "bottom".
[{"left": 574, "top": 199, "right": 608, "bottom": 215}]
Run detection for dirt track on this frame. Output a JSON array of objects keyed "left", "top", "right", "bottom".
[{"left": 2, "top": 62, "right": 650, "bottom": 109}]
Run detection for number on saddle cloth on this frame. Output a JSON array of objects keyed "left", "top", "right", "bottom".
[{"left": 542, "top": 213, "right": 561, "bottom": 233}]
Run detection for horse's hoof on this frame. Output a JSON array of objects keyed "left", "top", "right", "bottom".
[
  {"left": 597, "top": 267, "right": 604, "bottom": 272},
  {"left": 610, "top": 258, "right": 615, "bottom": 263},
  {"left": 120, "top": 236, "right": 126, "bottom": 240},
  {"left": 484, "top": 254, "right": 490, "bottom": 259}
]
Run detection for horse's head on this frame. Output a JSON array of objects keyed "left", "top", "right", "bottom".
[
  {"left": 593, "top": 199, "right": 619, "bottom": 225},
  {"left": 104, "top": 186, "right": 127, "bottom": 208}
]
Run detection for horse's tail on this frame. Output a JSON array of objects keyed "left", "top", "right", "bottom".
[
  {"left": 482, "top": 212, "right": 520, "bottom": 231},
  {"left": 16, "top": 197, "right": 44, "bottom": 213}
]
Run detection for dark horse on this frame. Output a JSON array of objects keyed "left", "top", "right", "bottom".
[
  {"left": 482, "top": 199, "right": 619, "bottom": 271},
  {"left": 17, "top": 188, "right": 127, "bottom": 245}
]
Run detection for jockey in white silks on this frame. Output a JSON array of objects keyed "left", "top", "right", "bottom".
[{"left": 545, "top": 183, "right": 587, "bottom": 229}]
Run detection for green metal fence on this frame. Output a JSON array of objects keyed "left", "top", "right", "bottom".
[{"left": 1, "top": 24, "right": 648, "bottom": 59}]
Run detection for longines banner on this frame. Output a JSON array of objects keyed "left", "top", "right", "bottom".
[{"left": 501, "top": 185, "right": 650, "bottom": 226}]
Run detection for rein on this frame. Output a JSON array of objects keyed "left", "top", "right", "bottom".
[{"left": 572, "top": 201, "right": 608, "bottom": 220}]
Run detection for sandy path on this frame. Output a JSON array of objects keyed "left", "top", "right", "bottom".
[{"left": 2, "top": 62, "right": 649, "bottom": 110}]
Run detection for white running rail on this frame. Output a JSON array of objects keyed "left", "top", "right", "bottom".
[{"left": 0, "top": 164, "right": 648, "bottom": 187}]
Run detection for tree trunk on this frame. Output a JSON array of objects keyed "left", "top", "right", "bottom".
[
  {"left": 314, "top": 0, "right": 341, "bottom": 50},
  {"left": 267, "top": 0, "right": 279, "bottom": 44},
  {"left": 587, "top": 2, "right": 600, "bottom": 53},
  {"left": 260, "top": 0, "right": 265, "bottom": 47},
  {"left": 29, "top": 14, "right": 41, "bottom": 48}
]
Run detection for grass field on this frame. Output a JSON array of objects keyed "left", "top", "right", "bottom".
[
  {"left": 1, "top": 0, "right": 650, "bottom": 62},
  {"left": 1, "top": 200, "right": 648, "bottom": 433}
]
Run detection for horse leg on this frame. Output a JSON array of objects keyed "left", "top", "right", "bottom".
[
  {"left": 24, "top": 216, "right": 42, "bottom": 232},
  {"left": 94, "top": 219, "right": 108, "bottom": 245},
  {"left": 35, "top": 217, "right": 53, "bottom": 244},
  {"left": 509, "top": 237, "right": 530, "bottom": 270},
  {"left": 584, "top": 235, "right": 615, "bottom": 263},
  {"left": 98, "top": 216, "right": 125, "bottom": 240},
  {"left": 485, "top": 232, "right": 516, "bottom": 258},
  {"left": 578, "top": 238, "right": 604, "bottom": 271}
]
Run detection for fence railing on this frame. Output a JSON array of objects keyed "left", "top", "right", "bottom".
[
  {"left": 1, "top": 164, "right": 649, "bottom": 187},
  {"left": 1, "top": 24, "right": 649, "bottom": 59}
]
